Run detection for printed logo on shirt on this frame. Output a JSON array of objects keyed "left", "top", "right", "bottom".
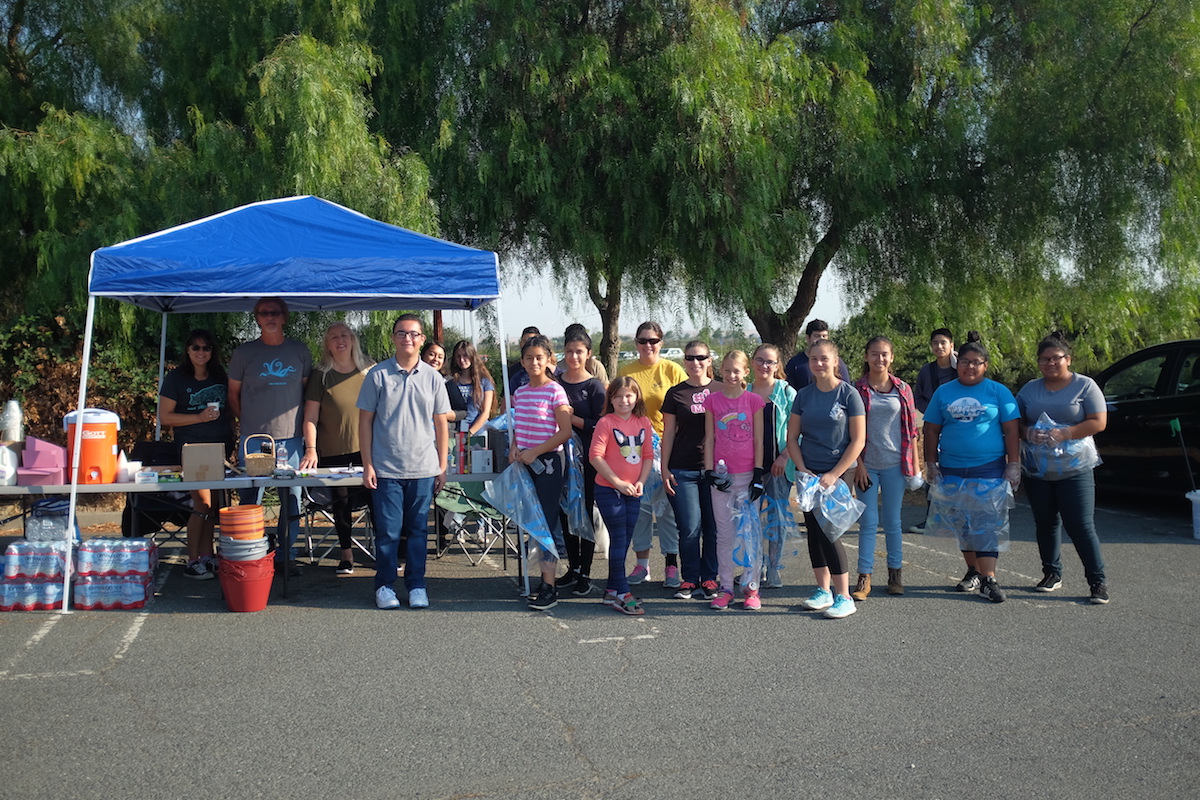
[
  {"left": 946, "top": 396, "right": 986, "bottom": 423},
  {"left": 689, "top": 387, "right": 711, "bottom": 415},
  {"left": 613, "top": 428, "right": 646, "bottom": 464},
  {"left": 716, "top": 411, "right": 752, "bottom": 442},
  {"left": 259, "top": 359, "right": 297, "bottom": 379},
  {"left": 829, "top": 403, "right": 846, "bottom": 422}
]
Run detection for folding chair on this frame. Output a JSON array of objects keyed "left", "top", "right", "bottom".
[
  {"left": 303, "top": 484, "right": 376, "bottom": 565},
  {"left": 433, "top": 482, "right": 516, "bottom": 567},
  {"left": 121, "top": 440, "right": 192, "bottom": 544}
]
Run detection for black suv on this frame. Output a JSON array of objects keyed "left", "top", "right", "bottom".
[{"left": 1092, "top": 340, "right": 1200, "bottom": 495}]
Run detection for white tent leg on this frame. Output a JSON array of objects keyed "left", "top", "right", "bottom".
[
  {"left": 63, "top": 296, "right": 99, "bottom": 613},
  {"left": 154, "top": 312, "right": 167, "bottom": 441},
  {"left": 491, "top": 297, "right": 528, "bottom": 597}
]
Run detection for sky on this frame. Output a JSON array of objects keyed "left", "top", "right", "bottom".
[{"left": 443, "top": 266, "right": 853, "bottom": 346}]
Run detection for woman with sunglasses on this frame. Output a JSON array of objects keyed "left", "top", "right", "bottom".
[
  {"left": 922, "top": 333, "right": 1021, "bottom": 602},
  {"left": 749, "top": 343, "right": 797, "bottom": 589},
  {"left": 1016, "top": 332, "right": 1109, "bottom": 603},
  {"left": 660, "top": 340, "right": 719, "bottom": 598},
  {"left": 158, "top": 329, "right": 234, "bottom": 580},
  {"left": 616, "top": 321, "right": 687, "bottom": 587}
]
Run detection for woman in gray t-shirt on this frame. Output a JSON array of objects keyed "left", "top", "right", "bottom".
[
  {"left": 785, "top": 339, "right": 865, "bottom": 619},
  {"left": 1015, "top": 333, "right": 1110, "bottom": 604}
]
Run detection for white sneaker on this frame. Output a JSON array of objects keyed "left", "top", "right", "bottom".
[
  {"left": 375, "top": 586, "right": 401, "bottom": 610},
  {"left": 765, "top": 568, "right": 783, "bottom": 589},
  {"left": 408, "top": 588, "right": 429, "bottom": 609}
]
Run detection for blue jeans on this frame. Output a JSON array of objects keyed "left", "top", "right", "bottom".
[
  {"left": 1024, "top": 470, "right": 1106, "bottom": 584},
  {"left": 372, "top": 476, "right": 435, "bottom": 591},
  {"left": 239, "top": 434, "right": 302, "bottom": 561},
  {"left": 856, "top": 464, "right": 905, "bottom": 572},
  {"left": 595, "top": 485, "right": 641, "bottom": 595},
  {"left": 667, "top": 469, "right": 718, "bottom": 584}
]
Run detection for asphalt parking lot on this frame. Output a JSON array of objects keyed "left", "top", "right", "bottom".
[{"left": 1, "top": 495, "right": 1197, "bottom": 799}]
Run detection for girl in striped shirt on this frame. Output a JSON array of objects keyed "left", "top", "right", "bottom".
[{"left": 511, "top": 334, "right": 574, "bottom": 610}]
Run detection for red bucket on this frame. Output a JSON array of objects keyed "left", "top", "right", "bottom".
[{"left": 218, "top": 553, "right": 274, "bottom": 612}]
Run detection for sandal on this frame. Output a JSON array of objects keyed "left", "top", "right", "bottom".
[{"left": 612, "top": 592, "right": 645, "bottom": 616}]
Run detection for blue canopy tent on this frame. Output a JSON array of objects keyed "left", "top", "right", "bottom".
[{"left": 61, "top": 196, "right": 514, "bottom": 605}]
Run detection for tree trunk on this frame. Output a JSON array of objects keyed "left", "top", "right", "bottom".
[
  {"left": 744, "top": 220, "right": 843, "bottom": 358},
  {"left": 587, "top": 261, "right": 623, "bottom": 377}
]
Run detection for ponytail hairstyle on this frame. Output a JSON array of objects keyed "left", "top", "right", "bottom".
[
  {"left": 860, "top": 335, "right": 894, "bottom": 377},
  {"left": 958, "top": 331, "right": 988, "bottom": 362},
  {"left": 684, "top": 339, "right": 715, "bottom": 379},
  {"left": 1036, "top": 330, "right": 1072, "bottom": 358}
]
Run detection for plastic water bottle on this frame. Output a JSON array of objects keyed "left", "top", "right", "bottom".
[
  {"left": 715, "top": 459, "right": 728, "bottom": 479},
  {"left": 276, "top": 441, "right": 289, "bottom": 471}
]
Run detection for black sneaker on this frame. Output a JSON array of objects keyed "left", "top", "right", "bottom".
[
  {"left": 528, "top": 583, "right": 558, "bottom": 610},
  {"left": 1089, "top": 582, "right": 1110, "bottom": 604},
  {"left": 558, "top": 569, "right": 580, "bottom": 588},
  {"left": 980, "top": 576, "right": 1006, "bottom": 603},
  {"left": 570, "top": 576, "right": 593, "bottom": 597},
  {"left": 1035, "top": 572, "right": 1062, "bottom": 592},
  {"left": 955, "top": 569, "right": 982, "bottom": 592},
  {"left": 336, "top": 560, "right": 354, "bottom": 575},
  {"left": 182, "top": 560, "right": 214, "bottom": 581}
]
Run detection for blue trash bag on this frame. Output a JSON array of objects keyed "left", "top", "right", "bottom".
[
  {"left": 926, "top": 476, "right": 1014, "bottom": 553},
  {"left": 732, "top": 492, "right": 763, "bottom": 569},
  {"left": 559, "top": 435, "right": 595, "bottom": 542},
  {"left": 482, "top": 463, "right": 557, "bottom": 558},
  {"left": 793, "top": 474, "right": 864, "bottom": 542},
  {"left": 1021, "top": 412, "right": 1101, "bottom": 480},
  {"left": 760, "top": 474, "right": 803, "bottom": 570}
]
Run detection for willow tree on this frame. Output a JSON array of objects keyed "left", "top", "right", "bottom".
[{"left": 714, "top": 0, "right": 1200, "bottom": 353}]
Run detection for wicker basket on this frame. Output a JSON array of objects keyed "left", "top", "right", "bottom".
[{"left": 242, "top": 433, "right": 276, "bottom": 477}]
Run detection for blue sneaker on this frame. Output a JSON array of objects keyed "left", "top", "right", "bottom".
[
  {"left": 408, "top": 588, "right": 429, "bottom": 609},
  {"left": 801, "top": 587, "right": 834, "bottom": 611},
  {"left": 824, "top": 594, "right": 857, "bottom": 619}
]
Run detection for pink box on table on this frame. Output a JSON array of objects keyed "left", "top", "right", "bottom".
[
  {"left": 17, "top": 467, "right": 65, "bottom": 486},
  {"left": 22, "top": 436, "right": 66, "bottom": 469}
]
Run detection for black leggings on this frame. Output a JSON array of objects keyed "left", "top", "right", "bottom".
[
  {"left": 804, "top": 511, "right": 849, "bottom": 575},
  {"left": 561, "top": 462, "right": 597, "bottom": 576},
  {"left": 319, "top": 452, "right": 366, "bottom": 550}
]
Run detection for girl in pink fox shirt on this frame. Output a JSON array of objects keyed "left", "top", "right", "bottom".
[
  {"left": 703, "top": 351, "right": 766, "bottom": 611},
  {"left": 589, "top": 376, "right": 655, "bottom": 615}
]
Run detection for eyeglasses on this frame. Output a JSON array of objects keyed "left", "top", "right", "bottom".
[
  {"left": 392, "top": 330, "right": 424, "bottom": 340},
  {"left": 684, "top": 354, "right": 710, "bottom": 362},
  {"left": 753, "top": 358, "right": 778, "bottom": 367},
  {"left": 189, "top": 345, "right": 213, "bottom": 352},
  {"left": 1037, "top": 355, "right": 1067, "bottom": 365},
  {"left": 961, "top": 359, "right": 987, "bottom": 368},
  {"left": 256, "top": 310, "right": 283, "bottom": 317},
  {"left": 635, "top": 337, "right": 662, "bottom": 346}
]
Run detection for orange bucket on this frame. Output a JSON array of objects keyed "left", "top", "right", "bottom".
[
  {"left": 218, "top": 553, "right": 274, "bottom": 612},
  {"left": 219, "top": 504, "right": 265, "bottom": 540}
]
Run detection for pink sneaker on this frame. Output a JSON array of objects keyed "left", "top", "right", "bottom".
[
  {"left": 627, "top": 565, "right": 650, "bottom": 584},
  {"left": 710, "top": 590, "right": 734, "bottom": 611},
  {"left": 663, "top": 565, "right": 681, "bottom": 589},
  {"left": 743, "top": 588, "right": 762, "bottom": 611}
]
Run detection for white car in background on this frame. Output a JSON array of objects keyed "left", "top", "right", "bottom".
[{"left": 662, "top": 347, "right": 684, "bottom": 359}]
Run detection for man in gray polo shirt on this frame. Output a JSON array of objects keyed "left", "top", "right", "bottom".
[{"left": 358, "top": 314, "right": 450, "bottom": 609}]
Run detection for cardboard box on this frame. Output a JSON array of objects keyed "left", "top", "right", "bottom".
[
  {"left": 182, "top": 443, "right": 225, "bottom": 482},
  {"left": 16, "top": 467, "right": 65, "bottom": 486},
  {"left": 22, "top": 436, "right": 66, "bottom": 468}
]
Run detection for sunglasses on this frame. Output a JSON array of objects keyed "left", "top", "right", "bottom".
[
  {"left": 189, "top": 345, "right": 213, "bottom": 352},
  {"left": 684, "top": 354, "right": 710, "bottom": 362},
  {"left": 636, "top": 337, "right": 662, "bottom": 346}
]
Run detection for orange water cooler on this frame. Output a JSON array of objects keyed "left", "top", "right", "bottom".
[{"left": 64, "top": 409, "right": 121, "bottom": 484}]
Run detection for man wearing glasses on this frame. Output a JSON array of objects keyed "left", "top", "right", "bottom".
[
  {"left": 358, "top": 314, "right": 451, "bottom": 610},
  {"left": 228, "top": 297, "right": 312, "bottom": 574}
]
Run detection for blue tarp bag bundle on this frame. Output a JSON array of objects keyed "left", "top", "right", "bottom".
[
  {"left": 642, "top": 432, "right": 668, "bottom": 516},
  {"left": 760, "top": 474, "right": 803, "bottom": 565},
  {"left": 927, "top": 476, "right": 1015, "bottom": 552},
  {"left": 1021, "top": 412, "right": 1101, "bottom": 480},
  {"left": 483, "top": 463, "right": 556, "bottom": 557},
  {"left": 559, "top": 435, "right": 595, "bottom": 542}
]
